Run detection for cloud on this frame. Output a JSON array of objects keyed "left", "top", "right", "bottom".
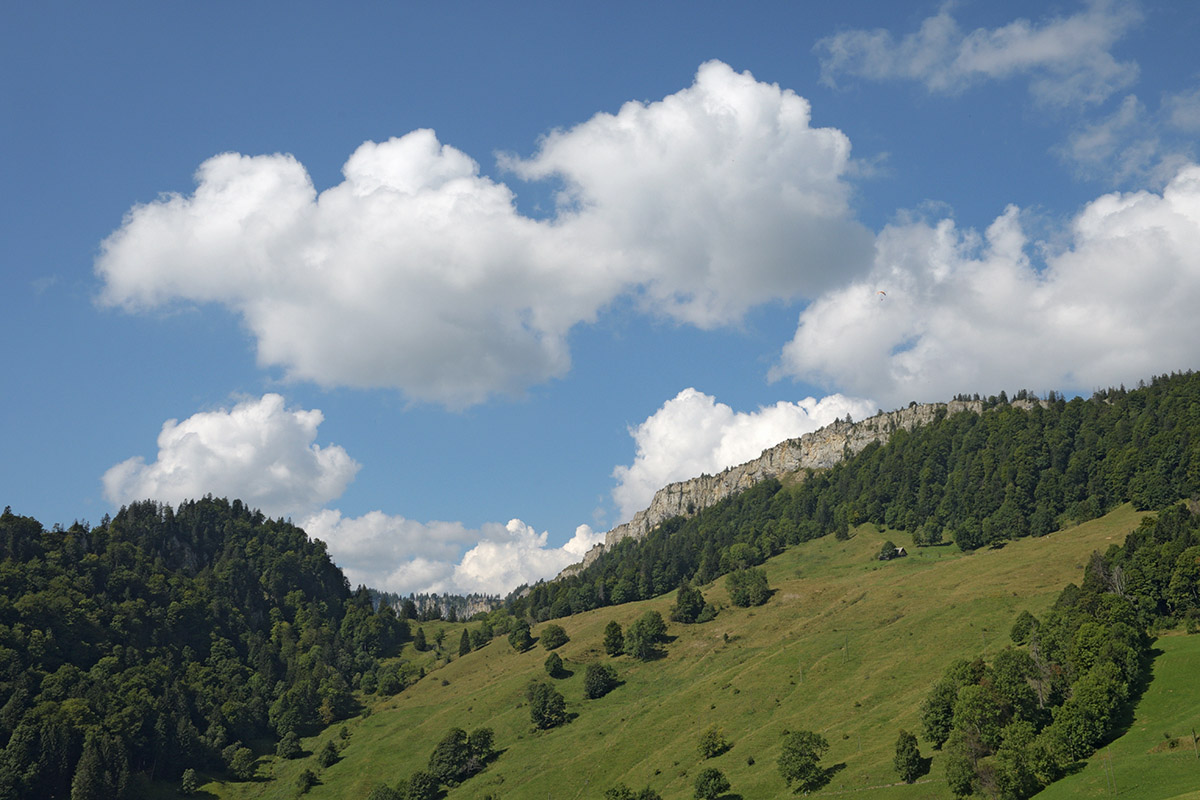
[
  {"left": 96, "top": 61, "right": 871, "bottom": 407},
  {"left": 301, "top": 511, "right": 604, "bottom": 595},
  {"left": 774, "top": 162, "right": 1200, "bottom": 406},
  {"left": 815, "top": 0, "right": 1141, "bottom": 107},
  {"left": 611, "top": 388, "right": 877, "bottom": 520},
  {"left": 102, "top": 394, "right": 359, "bottom": 518},
  {"left": 1058, "top": 90, "right": 1199, "bottom": 187}
]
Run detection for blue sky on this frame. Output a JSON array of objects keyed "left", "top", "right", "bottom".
[{"left": 4, "top": 1, "right": 1199, "bottom": 595}]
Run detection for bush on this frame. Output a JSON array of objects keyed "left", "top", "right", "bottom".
[
  {"left": 316, "top": 739, "right": 339, "bottom": 769},
  {"left": 275, "top": 730, "right": 301, "bottom": 759},
  {"left": 698, "top": 725, "right": 730, "bottom": 759},
  {"left": 584, "top": 662, "right": 618, "bottom": 699},
  {"left": 726, "top": 568, "right": 769, "bottom": 607},
  {"left": 508, "top": 620, "right": 534, "bottom": 652},
  {"left": 893, "top": 729, "right": 924, "bottom": 783},
  {"left": 540, "top": 623, "right": 570, "bottom": 650},
  {"left": 527, "top": 681, "right": 568, "bottom": 729},
  {"left": 179, "top": 768, "right": 199, "bottom": 796},
  {"left": 778, "top": 730, "right": 828, "bottom": 792},
  {"left": 296, "top": 768, "right": 317, "bottom": 793},
  {"left": 625, "top": 611, "right": 667, "bottom": 660},
  {"left": 545, "top": 651, "right": 564, "bottom": 677},
  {"left": 406, "top": 770, "right": 439, "bottom": 800},
  {"left": 693, "top": 767, "right": 730, "bottom": 799},
  {"left": 603, "top": 621, "right": 624, "bottom": 656}
]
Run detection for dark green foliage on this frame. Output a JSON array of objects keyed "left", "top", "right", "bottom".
[
  {"left": 316, "top": 739, "right": 339, "bottom": 769},
  {"left": 526, "top": 681, "right": 567, "bottom": 729},
  {"left": 778, "top": 729, "right": 829, "bottom": 792},
  {"left": 877, "top": 540, "right": 898, "bottom": 560},
  {"left": 624, "top": 611, "right": 667, "bottom": 660},
  {"left": 670, "top": 579, "right": 706, "bottom": 623},
  {"left": 693, "top": 766, "right": 730, "bottom": 799},
  {"left": 544, "top": 651, "right": 564, "bottom": 677},
  {"left": 468, "top": 727, "right": 495, "bottom": 762},
  {"left": 296, "top": 768, "right": 318, "bottom": 793},
  {"left": 275, "top": 730, "right": 301, "bottom": 759},
  {"left": 406, "top": 770, "right": 439, "bottom": 800},
  {"left": 0, "top": 497, "right": 409, "bottom": 799},
  {"left": 539, "top": 623, "right": 569, "bottom": 650},
  {"left": 366, "top": 783, "right": 402, "bottom": 800},
  {"left": 606, "top": 785, "right": 663, "bottom": 800},
  {"left": 427, "top": 727, "right": 470, "bottom": 784},
  {"left": 726, "top": 568, "right": 770, "bottom": 607},
  {"left": 584, "top": 662, "right": 618, "bottom": 699},
  {"left": 893, "top": 729, "right": 924, "bottom": 783},
  {"left": 698, "top": 725, "right": 730, "bottom": 759},
  {"left": 1010, "top": 610, "right": 1039, "bottom": 645},
  {"left": 460, "top": 629, "right": 472, "bottom": 656},
  {"left": 413, "top": 627, "right": 428, "bottom": 651},
  {"left": 603, "top": 620, "right": 624, "bottom": 656},
  {"left": 180, "top": 768, "right": 199, "bottom": 795},
  {"left": 228, "top": 745, "right": 256, "bottom": 780},
  {"left": 508, "top": 620, "right": 534, "bottom": 652}
]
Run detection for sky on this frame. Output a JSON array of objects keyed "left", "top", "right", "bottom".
[{"left": 3, "top": 1, "right": 1199, "bottom": 597}]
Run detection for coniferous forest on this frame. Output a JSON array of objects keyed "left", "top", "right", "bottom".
[{"left": 1, "top": 371, "right": 1198, "bottom": 798}]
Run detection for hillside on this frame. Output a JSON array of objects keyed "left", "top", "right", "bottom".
[{"left": 210, "top": 505, "right": 1150, "bottom": 800}]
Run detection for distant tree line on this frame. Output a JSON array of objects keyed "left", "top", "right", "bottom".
[{"left": 508, "top": 371, "right": 1200, "bottom": 623}]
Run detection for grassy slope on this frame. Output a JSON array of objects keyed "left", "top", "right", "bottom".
[{"left": 205, "top": 505, "right": 1149, "bottom": 800}]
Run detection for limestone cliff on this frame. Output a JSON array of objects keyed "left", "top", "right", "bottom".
[{"left": 556, "top": 399, "right": 984, "bottom": 579}]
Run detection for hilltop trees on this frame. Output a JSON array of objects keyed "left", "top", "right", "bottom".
[{"left": 0, "top": 498, "right": 409, "bottom": 799}]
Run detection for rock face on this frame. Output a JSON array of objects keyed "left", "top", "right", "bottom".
[{"left": 555, "top": 400, "right": 983, "bottom": 580}]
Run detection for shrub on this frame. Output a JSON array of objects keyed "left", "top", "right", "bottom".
[
  {"left": 698, "top": 725, "right": 731, "bottom": 759},
  {"left": 584, "top": 662, "right": 618, "bottom": 699},
  {"left": 693, "top": 767, "right": 730, "bottom": 799},
  {"left": 540, "top": 624, "right": 569, "bottom": 650}
]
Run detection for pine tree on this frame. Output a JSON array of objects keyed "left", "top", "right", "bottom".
[
  {"left": 603, "top": 620, "right": 624, "bottom": 656},
  {"left": 459, "top": 629, "right": 472, "bottom": 657}
]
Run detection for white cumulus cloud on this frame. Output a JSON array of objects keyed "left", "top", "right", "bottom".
[
  {"left": 611, "top": 388, "right": 877, "bottom": 521},
  {"left": 301, "top": 512, "right": 604, "bottom": 595},
  {"left": 774, "top": 162, "right": 1200, "bottom": 407},
  {"left": 815, "top": 0, "right": 1141, "bottom": 107},
  {"left": 102, "top": 394, "right": 359, "bottom": 518},
  {"left": 95, "top": 61, "right": 871, "bottom": 407}
]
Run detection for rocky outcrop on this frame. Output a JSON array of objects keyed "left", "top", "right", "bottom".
[{"left": 555, "top": 400, "right": 983, "bottom": 580}]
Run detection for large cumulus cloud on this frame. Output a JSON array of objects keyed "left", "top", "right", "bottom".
[
  {"left": 96, "top": 61, "right": 871, "bottom": 407},
  {"left": 774, "top": 163, "right": 1200, "bottom": 406}
]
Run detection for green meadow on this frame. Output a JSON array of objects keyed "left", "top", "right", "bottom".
[{"left": 196, "top": 503, "right": 1199, "bottom": 800}]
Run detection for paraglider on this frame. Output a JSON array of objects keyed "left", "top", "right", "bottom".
[{"left": 876, "top": 290, "right": 886, "bottom": 301}]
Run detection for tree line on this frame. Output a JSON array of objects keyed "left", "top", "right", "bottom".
[{"left": 508, "top": 371, "right": 1200, "bottom": 623}]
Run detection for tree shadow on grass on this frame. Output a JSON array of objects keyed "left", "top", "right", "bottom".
[{"left": 798, "top": 762, "right": 847, "bottom": 794}]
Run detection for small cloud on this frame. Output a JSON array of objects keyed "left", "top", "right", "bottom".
[{"left": 815, "top": 0, "right": 1142, "bottom": 108}]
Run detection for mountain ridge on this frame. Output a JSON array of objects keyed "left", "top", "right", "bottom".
[{"left": 558, "top": 397, "right": 995, "bottom": 579}]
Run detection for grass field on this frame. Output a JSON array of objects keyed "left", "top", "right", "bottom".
[{"left": 190, "top": 504, "right": 1179, "bottom": 800}]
